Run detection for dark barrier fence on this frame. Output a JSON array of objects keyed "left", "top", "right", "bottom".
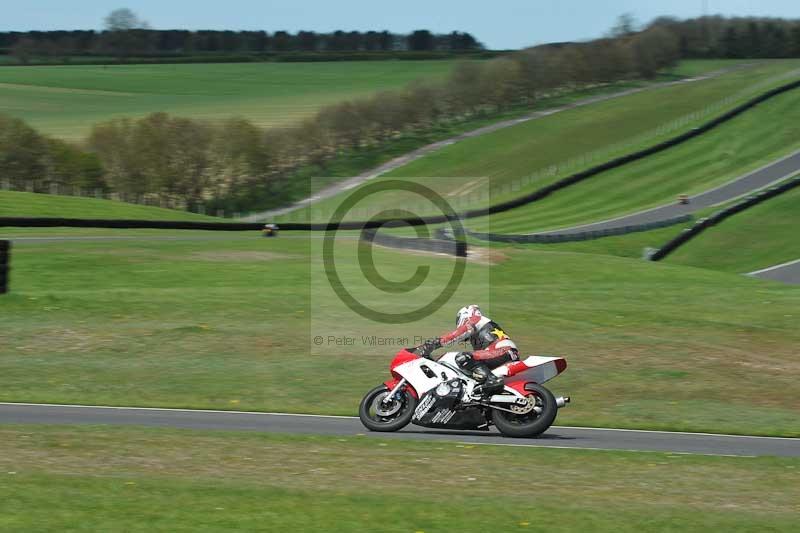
[
  {"left": 0, "top": 240, "right": 9, "bottom": 294},
  {"left": 458, "top": 214, "right": 693, "bottom": 244},
  {"left": 2, "top": 78, "right": 800, "bottom": 233},
  {"left": 0, "top": 216, "right": 454, "bottom": 232},
  {"left": 0, "top": 217, "right": 263, "bottom": 231},
  {"left": 362, "top": 228, "right": 467, "bottom": 257},
  {"left": 650, "top": 176, "right": 800, "bottom": 261}
]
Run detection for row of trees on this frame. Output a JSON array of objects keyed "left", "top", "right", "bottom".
[
  {"left": 0, "top": 116, "right": 103, "bottom": 191},
  {"left": 649, "top": 16, "right": 800, "bottom": 59},
  {"left": 23, "top": 23, "right": 677, "bottom": 212},
  {"left": 1, "top": 29, "right": 482, "bottom": 61}
]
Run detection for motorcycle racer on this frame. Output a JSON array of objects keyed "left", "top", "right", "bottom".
[{"left": 418, "top": 305, "right": 519, "bottom": 396}]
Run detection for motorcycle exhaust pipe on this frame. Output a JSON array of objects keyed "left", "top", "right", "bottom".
[{"left": 555, "top": 396, "right": 570, "bottom": 408}]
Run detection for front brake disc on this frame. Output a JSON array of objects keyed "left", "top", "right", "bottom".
[{"left": 373, "top": 393, "right": 402, "bottom": 417}]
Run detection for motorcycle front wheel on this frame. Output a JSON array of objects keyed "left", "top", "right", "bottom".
[
  {"left": 358, "top": 384, "right": 417, "bottom": 432},
  {"left": 492, "top": 383, "right": 558, "bottom": 438}
]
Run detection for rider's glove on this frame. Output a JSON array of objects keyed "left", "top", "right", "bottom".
[{"left": 420, "top": 338, "right": 442, "bottom": 358}]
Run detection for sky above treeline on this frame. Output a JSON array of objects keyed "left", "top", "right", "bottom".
[{"left": 3, "top": 0, "right": 798, "bottom": 50}]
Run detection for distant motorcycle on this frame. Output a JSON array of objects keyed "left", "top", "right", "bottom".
[{"left": 359, "top": 347, "right": 570, "bottom": 437}]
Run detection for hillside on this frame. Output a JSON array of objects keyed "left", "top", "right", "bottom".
[
  {"left": 468, "top": 81, "right": 800, "bottom": 233},
  {"left": 280, "top": 60, "right": 800, "bottom": 223}
]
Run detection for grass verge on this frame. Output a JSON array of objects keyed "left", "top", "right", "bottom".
[
  {"left": 0, "top": 426, "right": 797, "bottom": 532},
  {"left": 1, "top": 233, "right": 798, "bottom": 436}
]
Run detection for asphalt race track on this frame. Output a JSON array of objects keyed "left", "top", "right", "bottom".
[
  {"left": 537, "top": 148, "right": 800, "bottom": 236},
  {"left": 748, "top": 258, "right": 800, "bottom": 284},
  {"left": 1, "top": 403, "right": 797, "bottom": 457}
]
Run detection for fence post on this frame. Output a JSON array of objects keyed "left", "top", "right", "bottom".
[{"left": 0, "top": 240, "right": 10, "bottom": 295}]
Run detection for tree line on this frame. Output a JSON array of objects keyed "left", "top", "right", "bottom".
[
  {"left": 1, "top": 18, "right": 684, "bottom": 213},
  {"left": 650, "top": 16, "right": 800, "bottom": 58},
  {"left": 1, "top": 29, "right": 482, "bottom": 62},
  {"left": 0, "top": 116, "right": 104, "bottom": 192},
  {"left": 3, "top": 15, "right": 800, "bottom": 215}
]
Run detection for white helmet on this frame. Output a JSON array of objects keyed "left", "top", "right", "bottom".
[{"left": 456, "top": 305, "right": 482, "bottom": 327}]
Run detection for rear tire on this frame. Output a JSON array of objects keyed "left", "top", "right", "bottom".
[
  {"left": 358, "top": 384, "right": 417, "bottom": 432},
  {"left": 492, "top": 383, "right": 558, "bottom": 438}
]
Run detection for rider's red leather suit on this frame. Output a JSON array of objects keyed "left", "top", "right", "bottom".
[{"left": 438, "top": 314, "right": 519, "bottom": 368}]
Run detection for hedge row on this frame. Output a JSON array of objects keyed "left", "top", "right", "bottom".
[
  {"left": 650, "top": 175, "right": 800, "bottom": 261},
  {"left": 0, "top": 50, "right": 500, "bottom": 67}
]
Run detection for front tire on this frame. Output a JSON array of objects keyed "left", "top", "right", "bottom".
[
  {"left": 492, "top": 383, "right": 558, "bottom": 438},
  {"left": 358, "top": 384, "right": 417, "bottom": 432}
]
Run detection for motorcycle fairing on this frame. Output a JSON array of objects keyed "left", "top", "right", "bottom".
[
  {"left": 391, "top": 353, "right": 464, "bottom": 396},
  {"left": 496, "top": 356, "right": 567, "bottom": 383},
  {"left": 412, "top": 379, "right": 487, "bottom": 430}
]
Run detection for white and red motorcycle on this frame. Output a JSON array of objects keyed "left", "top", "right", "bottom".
[{"left": 359, "top": 347, "right": 570, "bottom": 437}]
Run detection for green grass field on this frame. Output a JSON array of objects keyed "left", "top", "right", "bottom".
[
  {"left": 0, "top": 190, "right": 227, "bottom": 220},
  {"left": 2, "top": 426, "right": 797, "bottom": 532},
  {"left": 0, "top": 230, "right": 797, "bottom": 436},
  {"left": 282, "top": 60, "right": 800, "bottom": 225},
  {"left": 0, "top": 61, "right": 457, "bottom": 139}
]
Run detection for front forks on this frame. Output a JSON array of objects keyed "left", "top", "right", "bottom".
[{"left": 383, "top": 378, "right": 407, "bottom": 404}]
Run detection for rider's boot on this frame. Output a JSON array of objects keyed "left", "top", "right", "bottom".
[
  {"left": 470, "top": 364, "right": 504, "bottom": 397},
  {"left": 455, "top": 353, "right": 505, "bottom": 397}
]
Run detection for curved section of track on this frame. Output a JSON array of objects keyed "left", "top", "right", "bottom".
[
  {"left": 1, "top": 403, "right": 796, "bottom": 457},
  {"left": 473, "top": 149, "right": 800, "bottom": 239}
]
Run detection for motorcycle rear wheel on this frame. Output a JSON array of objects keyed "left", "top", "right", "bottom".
[
  {"left": 359, "top": 384, "right": 417, "bottom": 432},
  {"left": 492, "top": 383, "right": 558, "bottom": 437}
]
